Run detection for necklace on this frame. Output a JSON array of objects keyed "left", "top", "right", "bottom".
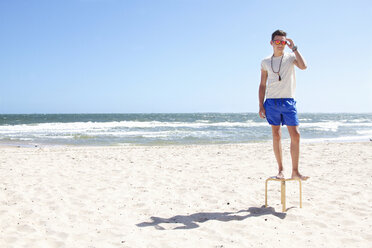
[{"left": 271, "top": 54, "right": 283, "bottom": 81}]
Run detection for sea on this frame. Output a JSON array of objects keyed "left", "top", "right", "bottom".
[{"left": 0, "top": 113, "right": 371, "bottom": 147}]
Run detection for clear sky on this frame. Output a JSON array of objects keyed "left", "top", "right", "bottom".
[{"left": 1, "top": 0, "right": 371, "bottom": 114}]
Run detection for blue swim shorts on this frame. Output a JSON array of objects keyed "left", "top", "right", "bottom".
[{"left": 264, "top": 98, "right": 299, "bottom": 126}]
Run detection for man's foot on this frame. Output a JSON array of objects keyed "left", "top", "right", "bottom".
[
  {"left": 291, "top": 172, "right": 309, "bottom": 180},
  {"left": 275, "top": 171, "right": 284, "bottom": 179}
]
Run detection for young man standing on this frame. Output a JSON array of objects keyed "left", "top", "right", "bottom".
[{"left": 259, "top": 30, "right": 309, "bottom": 180}]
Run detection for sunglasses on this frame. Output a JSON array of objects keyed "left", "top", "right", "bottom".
[{"left": 273, "top": 40, "right": 287, "bottom": 45}]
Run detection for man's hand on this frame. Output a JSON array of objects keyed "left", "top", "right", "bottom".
[
  {"left": 287, "top": 38, "right": 307, "bottom": 69},
  {"left": 259, "top": 70, "right": 268, "bottom": 119},
  {"left": 259, "top": 105, "right": 266, "bottom": 119},
  {"left": 286, "top": 38, "right": 295, "bottom": 50}
]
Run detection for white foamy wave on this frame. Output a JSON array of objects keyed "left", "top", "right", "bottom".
[
  {"left": 300, "top": 121, "right": 372, "bottom": 132},
  {"left": 301, "top": 122, "right": 340, "bottom": 132},
  {"left": 344, "top": 118, "right": 371, "bottom": 123},
  {"left": 1, "top": 114, "right": 370, "bottom": 146},
  {"left": 88, "top": 130, "right": 192, "bottom": 137},
  {"left": 0, "top": 120, "right": 268, "bottom": 134},
  {"left": 356, "top": 130, "right": 372, "bottom": 135}
]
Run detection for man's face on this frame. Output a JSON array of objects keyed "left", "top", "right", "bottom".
[{"left": 271, "top": 35, "right": 287, "bottom": 51}]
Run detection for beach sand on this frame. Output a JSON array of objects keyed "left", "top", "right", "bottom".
[{"left": 1, "top": 142, "right": 371, "bottom": 247}]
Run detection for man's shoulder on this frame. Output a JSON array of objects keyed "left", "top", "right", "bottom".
[{"left": 284, "top": 52, "right": 296, "bottom": 57}]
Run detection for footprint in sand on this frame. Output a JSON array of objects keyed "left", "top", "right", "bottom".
[
  {"left": 54, "top": 231, "right": 69, "bottom": 240},
  {"left": 361, "top": 233, "right": 372, "bottom": 242},
  {"left": 33, "top": 239, "right": 65, "bottom": 248},
  {"left": 17, "top": 224, "right": 36, "bottom": 233},
  {"left": 3, "top": 236, "right": 17, "bottom": 244},
  {"left": 340, "top": 219, "right": 356, "bottom": 225},
  {"left": 302, "top": 220, "right": 327, "bottom": 228}
]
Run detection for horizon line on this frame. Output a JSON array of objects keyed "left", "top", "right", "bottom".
[{"left": 1, "top": 112, "right": 372, "bottom": 115}]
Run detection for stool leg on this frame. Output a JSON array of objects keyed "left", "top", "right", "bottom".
[
  {"left": 299, "top": 180, "right": 302, "bottom": 208},
  {"left": 265, "top": 179, "right": 268, "bottom": 207},
  {"left": 280, "top": 182, "right": 283, "bottom": 204},
  {"left": 281, "top": 180, "right": 286, "bottom": 212}
]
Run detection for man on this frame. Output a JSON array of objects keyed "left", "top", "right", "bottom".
[{"left": 259, "top": 29, "right": 309, "bottom": 180}]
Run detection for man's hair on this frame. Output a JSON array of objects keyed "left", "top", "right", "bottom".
[{"left": 271, "top": 30, "right": 287, "bottom": 41}]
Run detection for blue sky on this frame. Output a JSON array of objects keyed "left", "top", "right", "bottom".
[{"left": 1, "top": 0, "right": 371, "bottom": 113}]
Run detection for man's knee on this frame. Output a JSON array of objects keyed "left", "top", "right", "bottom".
[
  {"left": 290, "top": 128, "right": 300, "bottom": 143},
  {"left": 272, "top": 127, "right": 282, "bottom": 140}
]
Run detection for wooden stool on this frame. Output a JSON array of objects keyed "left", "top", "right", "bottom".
[{"left": 265, "top": 177, "right": 305, "bottom": 212}]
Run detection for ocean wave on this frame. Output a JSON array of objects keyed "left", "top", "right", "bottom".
[
  {"left": 356, "top": 130, "right": 372, "bottom": 135},
  {"left": 300, "top": 121, "right": 372, "bottom": 132},
  {"left": 0, "top": 114, "right": 371, "bottom": 145},
  {"left": 0, "top": 120, "right": 269, "bottom": 133}
]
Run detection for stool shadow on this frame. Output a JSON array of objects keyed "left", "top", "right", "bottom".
[{"left": 136, "top": 205, "right": 286, "bottom": 230}]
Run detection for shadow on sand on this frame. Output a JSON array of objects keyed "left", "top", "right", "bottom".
[{"left": 136, "top": 206, "right": 286, "bottom": 230}]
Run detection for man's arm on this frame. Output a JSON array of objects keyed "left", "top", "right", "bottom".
[
  {"left": 293, "top": 50, "right": 307, "bottom": 70},
  {"left": 259, "top": 69, "right": 268, "bottom": 119},
  {"left": 286, "top": 38, "right": 307, "bottom": 70}
]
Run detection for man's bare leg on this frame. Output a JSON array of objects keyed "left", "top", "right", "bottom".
[
  {"left": 287, "top": 125, "right": 309, "bottom": 180},
  {"left": 271, "top": 125, "right": 284, "bottom": 179}
]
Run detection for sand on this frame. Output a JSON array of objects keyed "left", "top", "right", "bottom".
[{"left": 0, "top": 142, "right": 371, "bottom": 248}]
